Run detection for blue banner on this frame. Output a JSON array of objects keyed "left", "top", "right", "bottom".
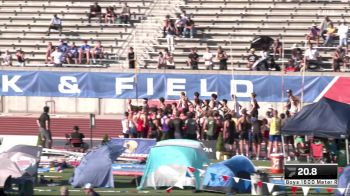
[
  {"left": 110, "top": 138, "right": 156, "bottom": 158},
  {"left": 0, "top": 70, "right": 336, "bottom": 102}
]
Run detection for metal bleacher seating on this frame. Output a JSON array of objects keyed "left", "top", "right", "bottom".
[
  {"left": 139, "top": 0, "right": 350, "bottom": 71},
  {"left": 0, "top": 0, "right": 153, "bottom": 67}
]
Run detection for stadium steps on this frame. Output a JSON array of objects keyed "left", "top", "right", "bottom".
[{"left": 0, "top": 117, "right": 122, "bottom": 139}]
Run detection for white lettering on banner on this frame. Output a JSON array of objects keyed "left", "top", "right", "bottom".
[
  {"left": 58, "top": 76, "right": 81, "bottom": 94},
  {"left": 200, "top": 79, "right": 217, "bottom": 96},
  {"left": 115, "top": 77, "right": 134, "bottom": 95},
  {"left": 230, "top": 80, "right": 253, "bottom": 97},
  {"left": 147, "top": 78, "right": 153, "bottom": 95},
  {"left": 2, "top": 75, "right": 23, "bottom": 92},
  {"left": 167, "top": 78, "right": 186, "bottom": 96}
]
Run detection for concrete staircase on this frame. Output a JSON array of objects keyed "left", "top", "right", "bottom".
[{"left": 118, "top": 0, "right": 183, "bottom": 67}]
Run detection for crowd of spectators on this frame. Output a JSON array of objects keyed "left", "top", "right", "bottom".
[
  {"left": 87, "top": 2, "right": 131, "bottom": 24},
  {"left": 119, "top": 89, "right": 333, "bottom": 161}
]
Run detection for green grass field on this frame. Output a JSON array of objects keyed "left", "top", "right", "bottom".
[{"left": 33, "top": 160, "right": 335, "bottom": 196}]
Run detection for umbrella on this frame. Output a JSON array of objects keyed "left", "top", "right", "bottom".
[{"left": 250, "top": 36, "right": 274, "bottom": 50}]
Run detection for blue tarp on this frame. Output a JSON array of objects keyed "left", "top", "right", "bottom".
[
  {"left": 202, "top": 155, "right": 256, "bottom": 193},
  {"left": 281, "top": 98, "right": 350, "bottom": 138},
  {"left": 336, "top": 166, "right": 350, "bottom": 196},
  {"left": 70, "top": 142, "right": 125, "bottom": 188}
]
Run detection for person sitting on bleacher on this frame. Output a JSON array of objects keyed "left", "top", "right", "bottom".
[
  {"left": 45, "top": 42, "right": 54, "bottom": 64},
  {"left": 286, "top": 45, "right": 302, "bottom": 72},
  {"left": 332, "top": 46, "right": 348, "bottom": 72},
  {"left": 272, "top": 38, "right": 282, "bottom": 59},
  {"left": 47, "top": 14, "right": 62, "bottom": 36},
  {"left": 51, "top": 46, "right": 63, "bottom": 67},
  {"left": 69, "top": 126, "right": 85, "bottom": 148},
  {"left": 58, "top": 39, "right": 69, "bottom": 56},
  {"left": 303, "top": 43, "right": 321, "bottom": 70},
  {"left": 164, "top": 48, "right": 175, "bottom": 69},
  {"left": 323, "top": 23, "right": 336, "bottom": 47},
  {"left": 319, "top": 16, "right": 333, "bottom": 41},
  {"left": 15, "top": 49, "right": 25, "bottom": 66},
  {"left": 104, "top": 6, "right": 116, "bottom": 24},
  {"left": 183, "top": 17, "right": 195, "bottom": 38},
  {"left": 92, "top": 41, "right": 104, "bottom": 64},
  {"left": 120, "top": 2, "right": 131, "bottom": 24},
  {"left": 2, "top": 50, "right": 12, "bottom": 66},
  {"left": 66, "top": 42, "right": 78, "bottom": 64},
  {"left": 78, "top": 40, "right": 92, "bottom": 64},
  {"left": 175, "top": 14, "right": 186, "bottom": 37},
  {"left": 157, "top": 52, "right": 166, "bottom": 69},
  {"left": 88, "top": 2, "right": 102, "bottom": 24},
  {"left": 305, "top": 23, "right": 320, "bottom": 46}
]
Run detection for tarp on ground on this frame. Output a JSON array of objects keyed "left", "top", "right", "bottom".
[
  {"left": 138, "top": 139, "right": 209, "bottom": 190},
  {"left": 70, "top": 142, "right": 125, "bottom": 188},
  {"left": 0, "top": 145, "right": 42, "bottom": 187},
  {"left": 281, "top": 98, "right": 350, "bottom": 138},
  {"left": 336, "top": 166, "right": 350, "bottom": 196},
  {"left": 202, "top": 155, "right": 256, "bottom": 193}
]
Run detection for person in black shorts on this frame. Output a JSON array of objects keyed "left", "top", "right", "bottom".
[
  {"left": 237, "top": 109, "right": 251, "bottom": 156},
  {"left": 223, "top": 114, "right": 236, "bottom": 152},
  {"left": 251, "top": 117, "right": 262, "bottom": 160},
  {"left": 36, "top": 106, "right": 52, "bottom": 148},
  {"left": 187, "top": 48, "right": 199, "bottom": 70}
]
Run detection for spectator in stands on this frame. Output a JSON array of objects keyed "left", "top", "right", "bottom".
[
  {"left": 78, "top": 40, "right": 91, "bottom": 64},
  {"left": 162, "top": 15, "right": 171, "bottom": 38},
  {"left": 332, "top": 46, "right": 348, "bottom": 72},
  {"left": 128, "top": 47, "right": 135, "bottom": 69},
  {"left": 57, "top": 39, "right": 69, "bottom": 62},
  {"left": 1, "top": 50, "right": 12, "bottom": 66},
  {"left": 303, "top": 43, "right": 320, "bottom": 70},
  {"left": 267, "top": 109, "right": 282, "bottom": 158},
  {"left": 104, "top": 6, "right": 116, "bottom": 24},
  {"left": 37, "top": 106, "right": 52, "bottom": 149},
  {"left": 216, "top": 46, "right": 228, "bottom": 70},
  {"left": 323, "top": 23, "right": 336, "bottom": 46},
  {"left": 51, "top": 46, "right": 64, "bottom": 67},
  {"left": 187, "top": 47, "right": 199, "bottom": 70},
  {"left": 45, "top": 42, "right": 54, "bottom": 64},
  {"left": 122, "top": 112, "right": 130, "bottom": 138},
  {"left": 157, "top": 52, "right": 166, "bottom": 69},
  {"left": 286, "top": 44, "right": 302, "bottom": 72},
  {"left": 120, "top": 2, "right": 131, "bottom": 24},
  {"left": 66, "top": 42, "right": 78, "bottom": 64},
  {"left": 247, "top": 48, "right": 258, "bottom": 70},
  {"left": 203, "top": 47, "right": 214, "bottom": 70},
  {"left": 164, "top": 49, "right": 175, "bottom": 69},
  {"left": 15, "top": 49, "right": 25, "bottom": 66},
  {"left": 47, "top": 14, "right": 62, "bottom": 36},
  {"left": 272, "top": 38, "right": 282, "bottom": 59},
  {"left": 285, "top": 89, "right": 300, "bottom": 116},
  {"left": 165, "top": 22, "right": 176, "bottom": 52},
  {"left": 319, "top": 16, "right": 333, "bottom": 41},
  {"left": 183, "top": 17, "right": 195, "bottom": 38},
  {"left": 337, "top": 21, "right": 348, "bottom": 52},
  {"left": 83, "top": 183, "right": 100, "bottom": 196},
  {"left": 88, "top": 2, "right": 102, "bottom": 24},
  {"left": 175, "top": 14, "right": 186, "bottom": 37},
  {"left": 305, "top": 23, "right": 320, "bottom": 46},
  {"left": 92, "top": 41, "right": 104, "bottom": 64}
]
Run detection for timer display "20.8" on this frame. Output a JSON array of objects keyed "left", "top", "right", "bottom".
[{"left": 284, "top": 164, "right": 338, "bottom": 180}]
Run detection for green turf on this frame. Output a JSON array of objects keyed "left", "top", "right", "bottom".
[{"left": 33, "top": 160, "right": 336, "bottom": 196}]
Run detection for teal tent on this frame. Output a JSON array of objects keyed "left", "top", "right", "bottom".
[{"left": 138, "top": 139, "right": 209, "bottom": 190}]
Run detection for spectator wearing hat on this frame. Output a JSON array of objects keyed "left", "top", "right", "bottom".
[
  {"left": 47, "top": 14, "right": 62, "bottom": 36},
  {"left": 83, "top": 183, "right": 100, "bottom": 196},
  {"left": 305, "top": 24, "right": 320, "bottom": 46},
  {"left": 247, "top": 48, "right": 258, "bottom": 70}
]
